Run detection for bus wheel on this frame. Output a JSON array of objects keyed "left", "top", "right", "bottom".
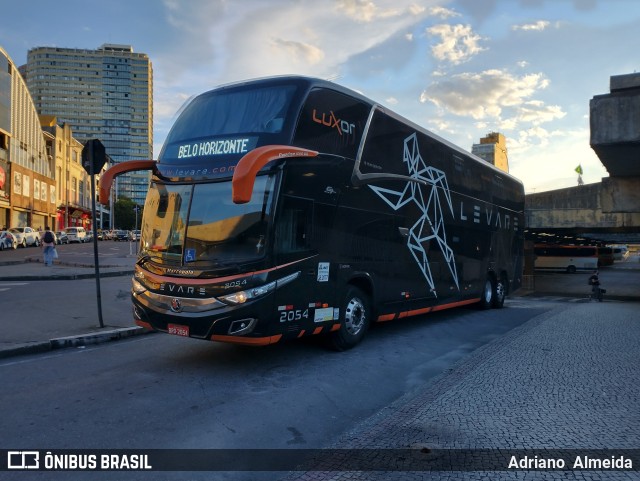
[
  {"left": 480, "top": 277, "right": 494, "bottom": 310},
  {"left": 492, "top": 275, "right": 506, "bottom": 308},
  {"left": 329, "top": 286, "right": 370, "bottom": 351}
]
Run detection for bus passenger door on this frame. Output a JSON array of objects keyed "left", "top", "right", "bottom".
[{"left": 273, "top": 194, "right": 337, "bottom": 335}]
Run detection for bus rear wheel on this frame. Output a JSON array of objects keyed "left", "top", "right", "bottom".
[
  {"left": 493, "top": 275, "right": 506, "bottom": 308},
  {"left": 329, "top": 286, "right": 370, "bottom": 351}
]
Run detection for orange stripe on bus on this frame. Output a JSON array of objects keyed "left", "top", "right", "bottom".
[
  {"left": 135, "top": 320, "right": 153, "bottom": 330},
  {"left": 330, "top": 324, "right": 341, "bottom": 332},
  {"left": 210, "top": 334, "right": 283, "bottom": 346},
  {"left": 297, "top": 330, "right": 306, "bottom": 338},
  {"left": 377, "top": 298, "right": 481, "bottom": 322},
  {"left": 431, "top": 298, "right": 480, "bottom": 311},
  {"left": 312, "top": 327, "right": 323, "bottom": 335}
]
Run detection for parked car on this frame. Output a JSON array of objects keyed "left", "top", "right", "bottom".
[
  {"left": 65, "top": 227, "right": 87, "bottom": 243},
  {"left": 85, "top": 231, "right": 94, "bottom": 242},
  {"left": 9, "top": 227, "right": 40, "bottom": 247},
  {"left": 55, "top": 231, "right": 69, "bottom": 244},
  {"left": 114, "top": 230, "right": 129, "bottom": 241},
  {"left": 129, "top": 230, "right": 141, "bottom": 241},
  {"left": 0, "top": 230, "right": 17, "bottom": 250}
]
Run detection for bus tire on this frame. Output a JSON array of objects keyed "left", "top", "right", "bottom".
[
  {"left": 480, "top": 276, "right": 494, "bottom": 310},
  {"left": 492, "top": 274, "right": 506, "bottom": 308},
  {"left": 329, "top": 286, "right": 370, "bottom": 351}
]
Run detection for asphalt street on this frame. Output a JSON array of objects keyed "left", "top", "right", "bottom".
[{"left": 0, "top": 245, "right": 638, "bottom": 480}]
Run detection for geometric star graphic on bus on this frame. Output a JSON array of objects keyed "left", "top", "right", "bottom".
[{"left": 369, "top": 132, "right": 459, "bottom": 296}]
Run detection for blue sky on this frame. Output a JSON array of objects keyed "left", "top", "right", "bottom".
[{"left": 2, "top": 0, "right": 639, "bottom": 193}]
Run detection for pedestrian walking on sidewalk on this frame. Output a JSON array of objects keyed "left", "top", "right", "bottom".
[{"left": 41, "top": 226, "right": 57, "bottom": 266}]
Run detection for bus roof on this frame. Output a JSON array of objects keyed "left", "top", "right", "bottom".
[{"left": 156, "top": 75, "right": 523, "bottom": 187}]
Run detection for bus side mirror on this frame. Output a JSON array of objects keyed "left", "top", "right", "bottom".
[
  {"left": 98, "top": 160, "right": 157, "bottom": 205},
  {"left": 232, "top": 145, "right": 318, "bottom": 204}
]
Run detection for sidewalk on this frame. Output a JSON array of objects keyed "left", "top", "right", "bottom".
[
  {"left": 289, "top": 300, "right": 640, "bottom": 480},
  {"left": 1, "top": 255, "right": 639, "bottom": 360},
  {"left": 0, "top": 253, "right": 140, "bottom": 359}
]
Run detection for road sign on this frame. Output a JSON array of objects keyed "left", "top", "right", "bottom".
[
  {"left": 81, "top": 138, "right": 106, "bottom": 327},
  {"left": 82, "top": 139, "right": 107, "bottom": 175}
]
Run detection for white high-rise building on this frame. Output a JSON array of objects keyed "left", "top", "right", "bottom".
[{"left": 25, "top": 44, "right": 153, "bottom": 206}]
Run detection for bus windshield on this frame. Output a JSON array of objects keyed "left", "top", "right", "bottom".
[
  {"left": 140, "top": 175, "right": 276, "bottom": 267},
  {"left": 159, "top": 84, "right": 298, "bottom": 163}
]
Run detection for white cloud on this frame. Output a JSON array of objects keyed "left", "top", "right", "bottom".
[
  {"left": 427, "top": 118, "right": 457, "bottom": 135},
  {"left": 334, "top": 0, "right": 419, "bottom": 22},
  {"left": 149, "top": 0, "right": 436, "bottom": 153},
  {"left": 420, "top": 69, "right": 564, "bottom": 126},
  {"left": 517, "top": 100, "right": 566, "bottom": 125},
  {"left": 512, "top": 20, "right": 551, "bottom": 31},
  {"left": 270, "top": 38, "right": 325, "bottom": 65},
  {"left": 335, "top": 0, "right": 382, "bottom": 22},
  {"left": 427, "top": 23, "right": 486, "bottom": 65},
  {"left": 428, "top": 6, "right": 461, "bottom": 19}
]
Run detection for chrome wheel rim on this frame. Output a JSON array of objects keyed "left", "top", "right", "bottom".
[
  {"left": 345, "top": 297, "right": 366, "bottom": 336},
  {"left": 495, "top": 281, "right": 505, "bottom": 303}
]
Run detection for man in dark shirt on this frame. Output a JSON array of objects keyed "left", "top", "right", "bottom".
[{"left": 588, "top": 270, "right": 602, "bottom": 301}]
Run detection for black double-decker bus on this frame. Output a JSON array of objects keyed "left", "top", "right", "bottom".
[{"left": 100, "top": 76, "right": 525, "bottom": 350}]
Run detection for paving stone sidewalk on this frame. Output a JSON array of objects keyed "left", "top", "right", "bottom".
[{"left": 288, "top": 301, "right": 640, "bottom": 480}]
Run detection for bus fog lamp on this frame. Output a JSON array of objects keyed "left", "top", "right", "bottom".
[{"left": 228, "top": 318, "right": 257, "bottom": 335}]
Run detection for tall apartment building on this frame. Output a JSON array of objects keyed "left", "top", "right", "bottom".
[
  {"left": 471, "top": 132, "right": 509, "bottom": 173},
  {"left": 25, "top": 44, "right": 153, "bottom": 206}
]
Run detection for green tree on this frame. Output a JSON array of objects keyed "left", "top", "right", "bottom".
[{"left": 114, "top": 197, "right": 143, "bottom": 230}]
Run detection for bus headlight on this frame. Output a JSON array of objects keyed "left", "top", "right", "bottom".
[
  {"left": 219, "top": 280, "right": 276, "bottom": 305},
  {"left": 132, "top": 278, "right": 147, "bottom": 295}
]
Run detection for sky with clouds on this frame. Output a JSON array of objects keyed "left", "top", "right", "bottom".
[{"left": 2, "top": 0, "right": 639, "bottom": 193}]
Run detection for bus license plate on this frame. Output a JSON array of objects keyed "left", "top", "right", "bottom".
[{"left": 168, "top": 324, "right": 189, "bottom": 337}]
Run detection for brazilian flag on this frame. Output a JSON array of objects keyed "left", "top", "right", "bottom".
[{"left": 575, "top": 165, "right": 583, "bottom": 175}]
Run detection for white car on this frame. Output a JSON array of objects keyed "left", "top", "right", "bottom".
[
  {"left": 65, "top": 226, "right": 87, "bottom": 243},
  {"left": 0, "top": 230, "right": 18, "bottom": 250},
  {"left": 9, "top": 227, "right": 40, "bottom": 248}
]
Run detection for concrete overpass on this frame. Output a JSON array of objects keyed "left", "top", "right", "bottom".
[{"left": 525, "top": 72, "right": 640, "bottom": 244}]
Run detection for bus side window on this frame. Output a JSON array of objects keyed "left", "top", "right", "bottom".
[{"left": 276, "top": 196, "right": 313, "bottom": 254}]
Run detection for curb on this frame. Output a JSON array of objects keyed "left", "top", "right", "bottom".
[
  {"left": 0, "top": 258, "right": 134, "bottom": 281},
  {"left": 0, "top": 270, "right": 134, "bottom": 281},
  {"left": 520, "top": 291, "right": 640, "bottom": 302},
  {"left": 0, "top": 326, "right": 152, "bottom": 360}
]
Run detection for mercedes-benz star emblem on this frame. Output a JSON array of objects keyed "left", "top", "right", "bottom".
[{"left": 170, "top": 298, "right": 182, "bottom": 313}]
